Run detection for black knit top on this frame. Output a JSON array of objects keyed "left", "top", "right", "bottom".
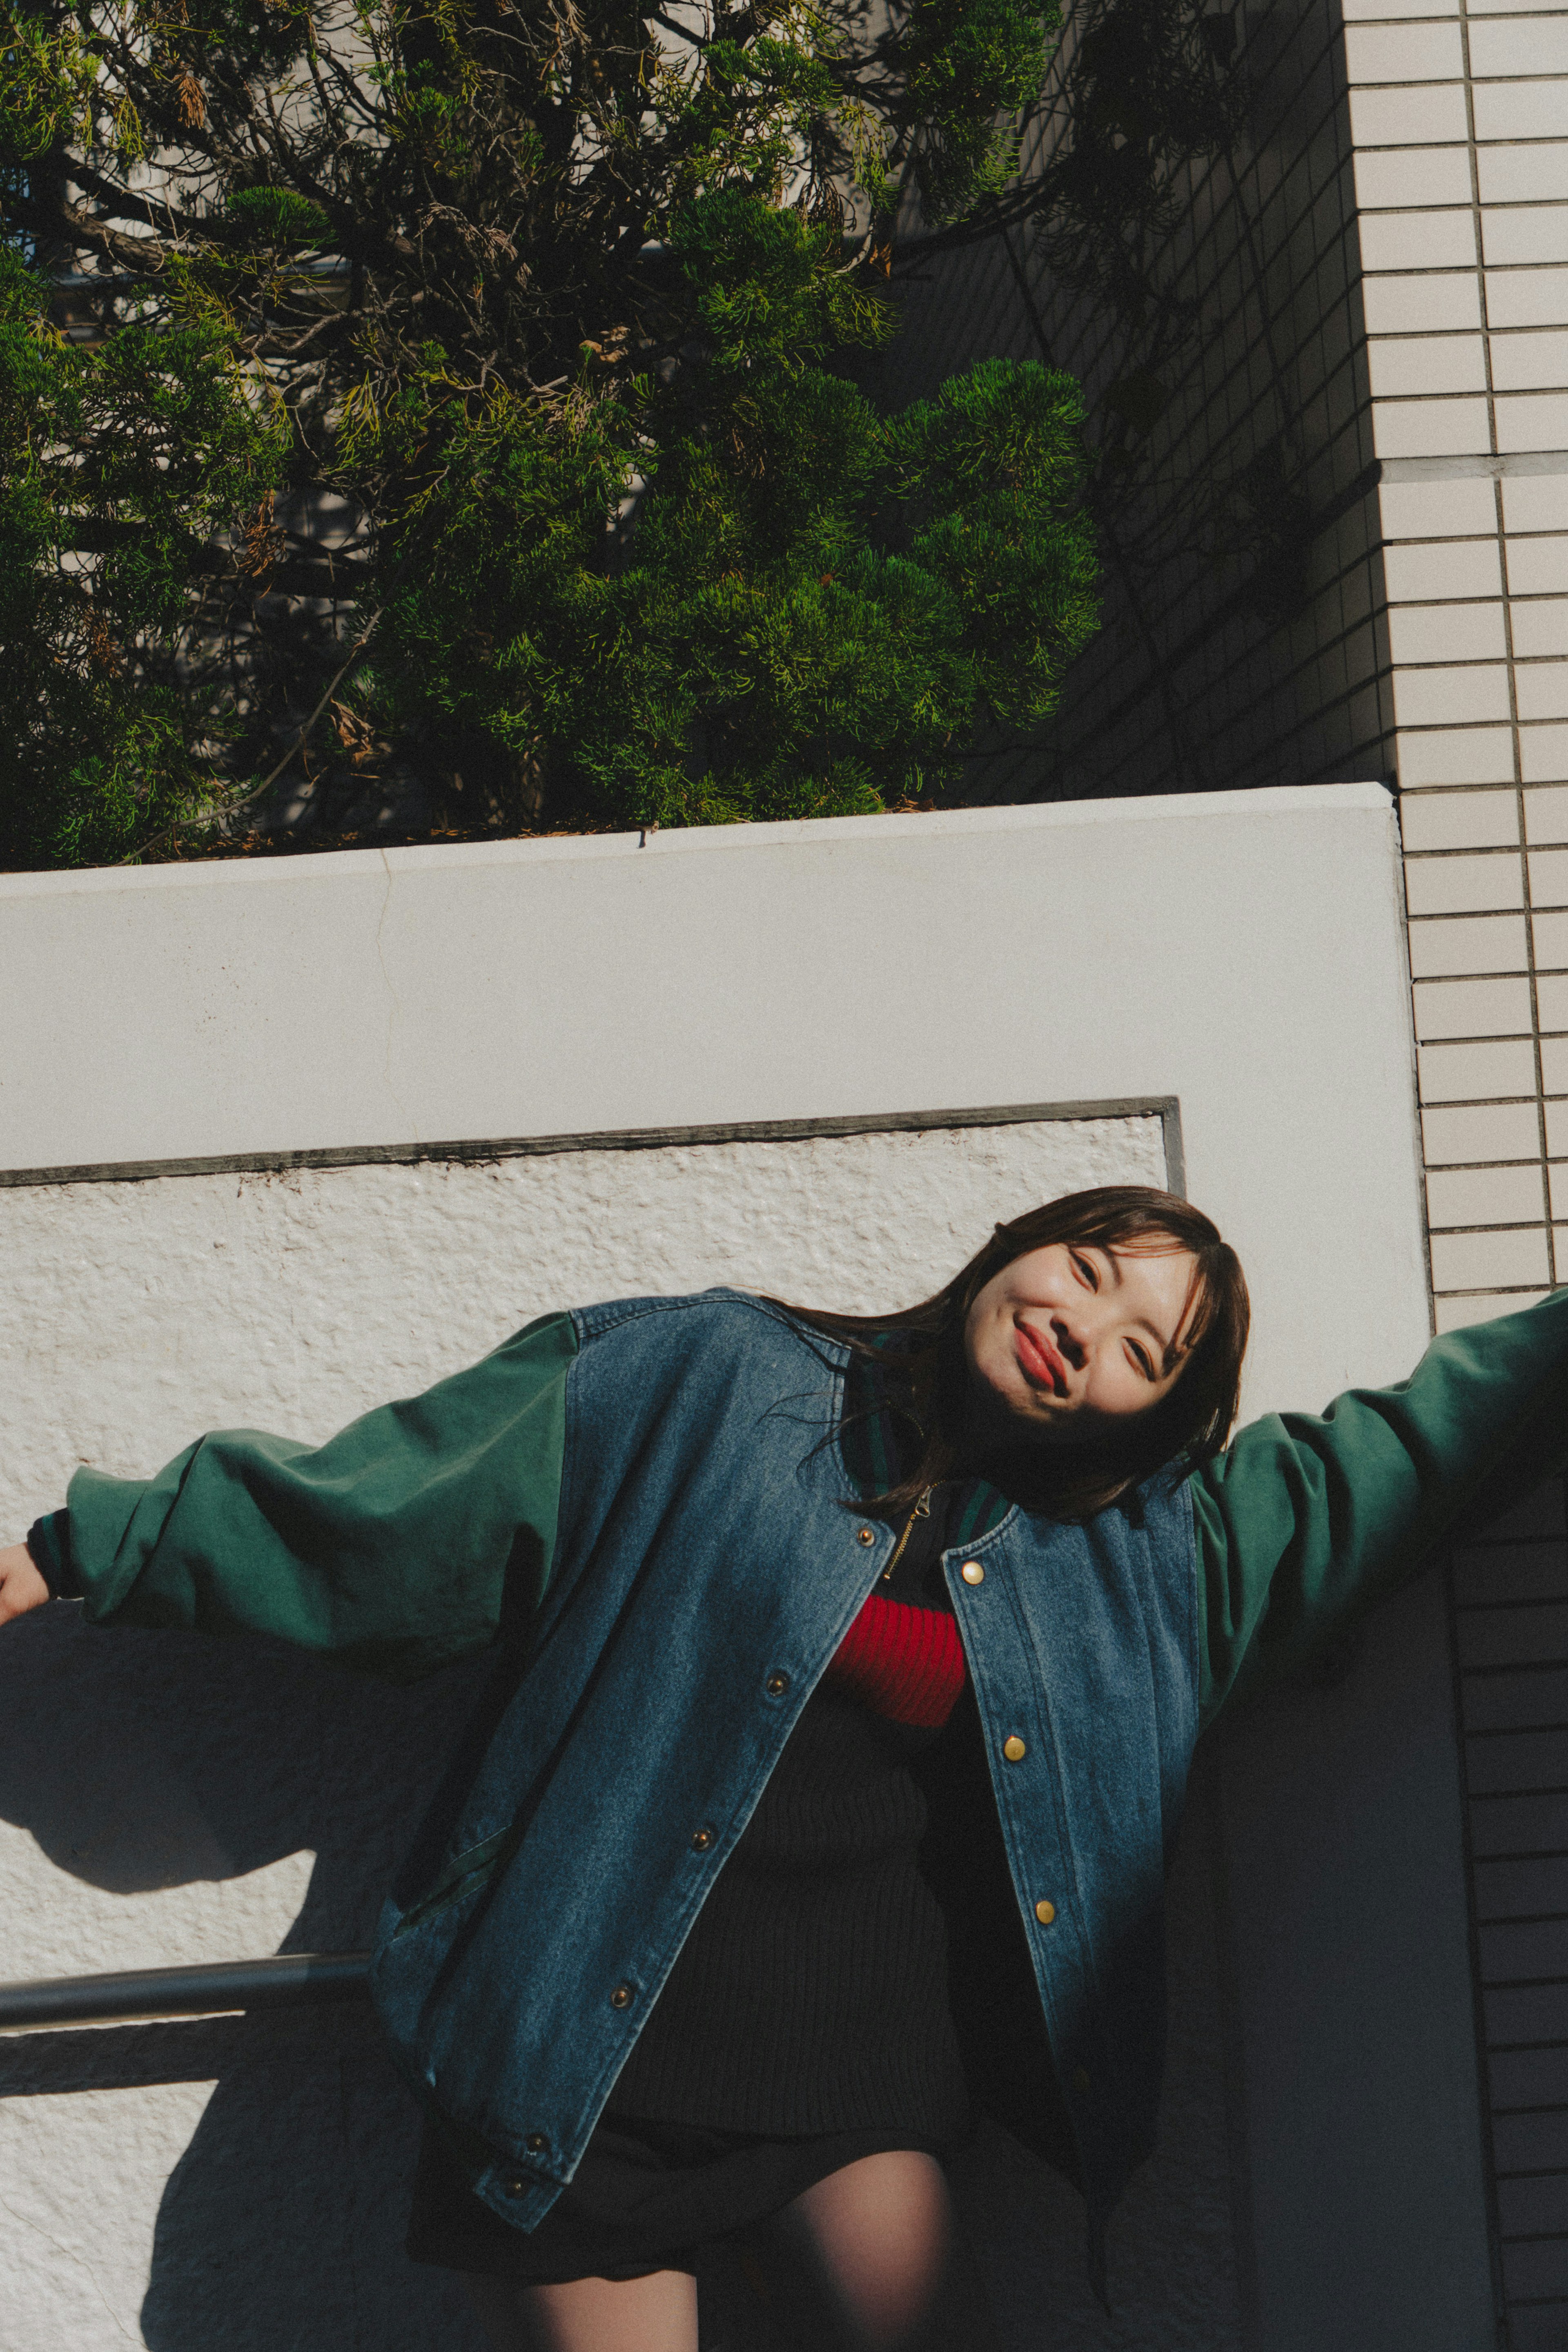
[
  {"left": 611, "top": 1493, "right": 970, "bottom": 2136},
  {"left": 610, "top": 1344, "right": 1022, "bottom": 2140}
]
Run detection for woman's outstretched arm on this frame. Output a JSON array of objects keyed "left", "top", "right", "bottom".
[
  {"left": 1194, "top": 1289, "right": 1568, "bottom": 1728},
  {"left": 1, "top": 1313, "right": 577, "bottom": 1683}
]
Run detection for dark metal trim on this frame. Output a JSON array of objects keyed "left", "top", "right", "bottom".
[
  {"left": 0, "top": 1097, "right": 1187, "bottom": 1198},
  {"left": 0, "top": 1953, "right": 370, "bottom": 2034}
]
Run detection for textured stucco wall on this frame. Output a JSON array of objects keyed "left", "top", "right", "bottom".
[
  {"left": 2, "top": 1113, "right": 1214, "bottom": 2352},
  {"left": 0, "top": 1117, "right": 1164, "bottom": 1536}
]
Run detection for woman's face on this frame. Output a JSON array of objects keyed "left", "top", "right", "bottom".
[{"left": 962, "top": 1239, "right": 1201, "bottom": 1448}]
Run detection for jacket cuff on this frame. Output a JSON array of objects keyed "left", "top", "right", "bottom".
[{"left": 26, "top": 1512, "right": 78, "bottom": 1600}]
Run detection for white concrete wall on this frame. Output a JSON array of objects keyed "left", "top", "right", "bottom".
[{"left": 0, "top": 788, "right": 1435, "bottom": 2351}]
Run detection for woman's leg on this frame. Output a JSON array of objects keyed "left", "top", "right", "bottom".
[
  {"left": 465, "top": 2266, "right": 698, "bottom": 2352},
  {"left": 744, "top": 2149, "right": 998, "bottom": 2352}
]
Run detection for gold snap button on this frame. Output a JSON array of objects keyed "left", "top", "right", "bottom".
[
  {"left": 856, "top": 1526, "right": 876, "bottom": 1546},
  {"left": 1035, "top": 1899, "right": 1056, "bottom": 1926},
  {"left": 961, "top": 1561, "right": 984, "bottom": 1585},
  {"left": 504, "top": 2175, "right": 528, "bottom": 2196},
  {"left": 691, "top": 1827, "right": 714, "bottom": 1851},
  {"left": 1003, "top": 1735, "right": 1027, "bottom": 1762},
  {"left": 610, "top": 1982, "right": 633, "bottom": 2010},
  {"left": 525, "top": 2133, "right": 547, "bottom": 2154},
  {"left": 766, "top": 1671, "right": 790, "bottom": 1697}
]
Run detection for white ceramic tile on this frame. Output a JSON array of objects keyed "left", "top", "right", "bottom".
[
  {"left": 1472, "top": 0, "right": 1568, "bottom": 11},
  {"left": 1492, "top": 329, "right": 1568, "bottom": 391},
  {"left": 1396, "top": 722, "right": 1516, "bottom": 781},
  {"left": 1485, "top": 206, "right": 1568, "bottom": 269},
  {"left": 1380, "top": 477, "right": 1499, "bottom": 540},
  {"left": 1370, "top": 334, "right": 1489, "bottom": 395},
  {"left": 1345, "top": 0, "right": 1458, "bottom": 12},
  {"left": 1488, "top": 265, "right": 1568, "bottom": 328},
  {"left": 1436, "top": 1288, "right": 1550, "bottom": 1327},
  {"left": 1355, "top": 147, "right": 1477, "bottom": 208},
  {"left": 1409, "top": 911, "right": 1530, "bottom": 972},
  {"left": 1429, "top": 1232, "right": 1551, "bottom": 1289},
  {"left": 1428, "top": 1163, "right": 1545, "bottom": 1226},
  {"left": 1345, "top": 20, "right": 1465, "bottom": 77},
  {"left": 1553, "top": 1167, "right": 1568, "bottom": 1220},
  {"left": 1507, "top": 536, "right": 1568, "bottom": 595},
  {"left": 1362, "top": 209, "right": 1480, "bottom": 270},
  {"left": 1550, "top": 1097, "right": 1568, "bottom": 1150},
  {"left": 1539, "top": 968, "right": 1568, "bottom": 1024},
  {"left": 1469, "top": 17, "right": 1568, "bottom": 73},
  {"left": 1424, "top": 1099, "right": 1544, "bottom": 1157},
  {"left": 1388, "top": 600, "right": 1509, "bottom": 661},
  {"left": 1505, "top": 476, "right": 1568, "bottom": 533},
  {"left": 1429, "top": 1226, "right": 1552, "bottom": 1288},
  {"left": 1526, "top": 782, "right": 1568, "bottom": 839},
  {"left": 1401, "top": 785, "right": 1520, "bottom": 845},
  {"left": 1405, "top": 847, "right": 1525, "bottom": 909},
  {"left": 1497, "top": 394, "right": 1568, "bottom": 452},
  {"left": 1479, "top": 143, "right": 1568, "bottom": 205},
  {"left": 1523, "top": 723, "right": 1568, "bottom": 780},
  {"left": 1363, "top": 273, "right": 1484, "bottom": 334},
  {"left": 1513, "top": 602, "right": 1568, "bottom": 658},
  {"left": 1475, "top": 85, "right": 1568, "bottom": 140},
  {"left": 1419, "top": 1035, "right": 1538, "bottom": 1099},
  {"left": 1351, "top": 83, "right": 1472, "bottom": 143},
  {"left": 1518, "top": 662, "right": 1568, "bottom": 720},
  {"left": 1531, "top": 844, "right": 1568, "bottom": 901},
  {"left": 1544, "top": 1034, "right": 1568, "bottom": 1090},
  {"left": 1374, "top": 396, "right": 1492, "bottom": 457},
  {"left": 1413, "top": 973, "right": 1535, "bottom": 1034},
  {"left": 1538, "top": 906, "right": 1568, "bottom": 964},
  {"left": 1395, "top": 664, "right": 1514, "bottom": 724},
  {"left": 1401, "top": 538, "right": 1504, "bottom": 602}
]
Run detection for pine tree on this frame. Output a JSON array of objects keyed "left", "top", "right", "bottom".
[{"left": 2, "top": 0, "right": 1101, "bottom": 861}]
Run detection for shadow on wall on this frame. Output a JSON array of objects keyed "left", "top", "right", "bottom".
[
  {"left": 0, "top": 1606, "right": 1245, "bottom": 2352},
  {"left": 0, "top": 1605, "right": 490, "bottom": 2352}
]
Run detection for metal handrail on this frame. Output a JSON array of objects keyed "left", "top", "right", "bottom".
[{"left": 0, "top": 1952, "right": 370, "bottom": 2033}]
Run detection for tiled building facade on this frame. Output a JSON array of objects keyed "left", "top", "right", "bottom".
[
  {"left": 886, "top": 0, "right": 1568, "bottom": 1336},
  {"left": 881, "top": 4, "right": 1568, "bottom": 2340}
]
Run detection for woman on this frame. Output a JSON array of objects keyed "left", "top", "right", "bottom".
[{"left": 2, "top": 1184, "right": 1565, "bottom": 2352}]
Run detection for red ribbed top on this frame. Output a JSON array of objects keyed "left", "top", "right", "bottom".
[{"left": 822, "top": 1591, "right": 967, "bottom": 1730}]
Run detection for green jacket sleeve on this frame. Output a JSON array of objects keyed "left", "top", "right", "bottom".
[
  {"left": 47, "top": 1312, "right": 577, "bottom": 1684},
  {"left": 1193, "top": 1288, "right": 1568, "bottom": 1729}
]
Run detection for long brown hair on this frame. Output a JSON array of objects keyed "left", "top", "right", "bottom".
[{"left": 772, "top": 1186, "right": 1250, "bottom": 1521}]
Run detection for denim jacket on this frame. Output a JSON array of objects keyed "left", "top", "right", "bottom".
[{"left": 368, "top": 1289, "right": 1199, "bottom": 2260}]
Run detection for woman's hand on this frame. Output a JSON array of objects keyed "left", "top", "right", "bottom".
[{"left": 0, "top": 1543, "right": 49, "bottom": 1625}]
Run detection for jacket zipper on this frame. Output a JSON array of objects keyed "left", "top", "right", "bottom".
[{"left": 881, "top": 1485, "right": 933, "bottom": 1581}]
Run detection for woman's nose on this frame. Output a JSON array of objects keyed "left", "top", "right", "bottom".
[{"left": 1051, "top": 1312, "right": 1087, "bottom": 1370}]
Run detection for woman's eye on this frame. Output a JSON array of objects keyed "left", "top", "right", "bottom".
[
  {"left": 1072, "top": 1252, "right": 1098, "bottom": 1289},
  {"left": 1130, "top": 1344, "right": 1154, "bottom": 1380}
]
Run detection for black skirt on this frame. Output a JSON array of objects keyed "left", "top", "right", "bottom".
[
  {"left": 405, "top": 2108, "right": 966, "bottom": 2283},
  {"left": 401, "top": 1688, "right": 1069, "bottom": 2285}
]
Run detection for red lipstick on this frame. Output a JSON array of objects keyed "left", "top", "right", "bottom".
[{"left": 1016, "top": 1321, "right": 1068, "bottom": 1397}]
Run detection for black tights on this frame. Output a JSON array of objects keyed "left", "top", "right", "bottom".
[{"left": 465, "top": 2149, "right": 999, "bottom": 2352}]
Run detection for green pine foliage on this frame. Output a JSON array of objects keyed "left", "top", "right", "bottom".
[
  {"left": 2, "top": 0, "right": 1098, "bottom": 862},
  {"left": 0, "top": 247, "right": 285, "bottom": 865},
  {"left": 355, "top": 202, "right": 1096, "bottom": 824}
]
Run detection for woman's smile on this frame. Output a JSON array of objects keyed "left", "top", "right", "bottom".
[
  {"left": 964, "top": 1238, "right": 1202, "bottom": 1445},
  {"left": 1015, "top": 1318, "right": 1069, "bottom": 1396}
]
